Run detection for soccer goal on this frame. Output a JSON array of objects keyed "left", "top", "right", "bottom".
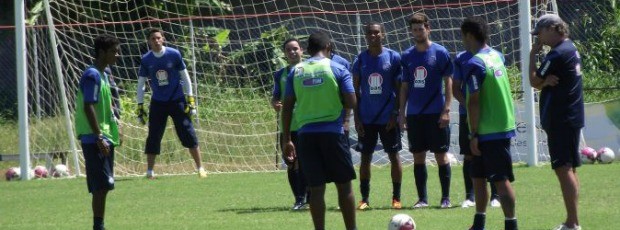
[{"left": 15, "top": 0, "right": 557, "bottom": 178}]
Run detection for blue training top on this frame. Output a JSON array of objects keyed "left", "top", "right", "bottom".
[{"left": 138, "top": 47, "right": 187, "bottom": 102}]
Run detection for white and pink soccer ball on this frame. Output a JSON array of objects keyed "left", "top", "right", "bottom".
[
  {"left": 597, "top": 147, "right": 615, "bottom": 164},
  {"left": 51, "top": 164, "right": 70, "bottom": 178},
  {"left": 33, "top": 165, "right": 48, "bottom": 178},
  {"left": 5, "top": 167, "right": 21, "bottom": 181},
  {"left": 580, "top": 147, "right": 598, "bottom": 164},
  {"left": 388, "top": 213, "right": 416, "bottom": 230}
]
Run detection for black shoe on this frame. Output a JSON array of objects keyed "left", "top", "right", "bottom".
[{"left": 292, "top": 201, "right": 305, "bottom": 210}]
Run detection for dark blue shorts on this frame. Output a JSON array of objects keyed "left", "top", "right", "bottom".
[
  {"left": 406, "top": 114, "right": 450, "bottom": 153},
  {"left": 145, "top": 99, "right": 198, "bottom": 154},
  {"left": 359, "top": 124, "right": 402, "bottom": 154},
  {"left": 297, "top": 132, "right": 356, "bottom": 187},
  {"left": 82, "top": 142, "right": 115, "bottom": 193},
  {"left": 459, "top": 115, "right": 472, "bottom": 155},
  {"left": 546, "top": 126, "right": 582, "bottom": 169},
  {"left": 471, "top": 138, "right": 515, "bottom": 182}
]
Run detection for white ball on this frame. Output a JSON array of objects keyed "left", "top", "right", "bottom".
[
  {"left": 388, "top": 213, "right": 416, "bottom": 230},
  {"left": 5, "top": 167, "right": 20, "bottom": 181},
  {"left": 598, "top": 147, "right": 615, "bottom": 164},
  {"left": 52, "top": 164, "right": 70, "bottom": 178},
  {"left": 34, "top": 165, "right": 48, "bottom": 178},
  {"left": 580, "top": 147, "right": 597, "bottom": 164}
]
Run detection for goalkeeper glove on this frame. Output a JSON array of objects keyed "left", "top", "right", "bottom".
[
  {"left": 185, "top": 96, "right": 197, "bottom": 119},
  {"left": 136, "top": 103, "right": 147, "bottom": 125}
]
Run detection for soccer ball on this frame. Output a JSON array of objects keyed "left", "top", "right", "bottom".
[
  {"left": 388, "top": 213, "right": 416, "bottom": 230},
  {"left": 34, "top": 165, "right": 48, "bottom": 178},
  {"left": 447, "top": 152, "right": 459, "bottom": 166},
  {"left": 5, "top": 167, "right": 20, "bottom": 181},
  {"left": 580, "top": 147, "right": 597, "bottom": 164},
  {"left": 52, "top": 164, "right": 70, "bottom": 178},
  {"left": 597, "top": 147, "right": 615, "bottom": 164}
]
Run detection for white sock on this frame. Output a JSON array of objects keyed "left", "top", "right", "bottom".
[
  {"left": 197, "top": 167, "right": 204, "bottom": 171},
  {"left": 147, "top": 169, "right": 154, "bottom": 175}
]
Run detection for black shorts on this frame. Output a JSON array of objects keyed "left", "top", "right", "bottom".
[
  {"left": 406, "top": 114, "right": 450, "bottom": 153},
  {"left": 145, "top": 99, "right": 198, "bottom": 154},
  {"left": 471, "top": 138, "right": 514, "bottom": 182},
  {"left": 359, "top": 124, "right": 402, "bottom": 154},
  {"left": 546, "top": 126, "right": 582, "bottom": 169},
  {"left": 82, "top": 142, "right": 115, "bottom": 193},
  {"left": 459, "top": 115, "right": 472, "bottom": 155},
  {"left": 297, "top": 132, "right": 356, "bottom": 187}
]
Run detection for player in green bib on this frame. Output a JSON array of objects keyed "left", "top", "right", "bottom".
[
  {"left": 461, "top": 17, "right": 518, "bottom": 230},
  {"left": 74, "top": 34, "right": 121, "bottom": 230},
  {"left": 271, "top": 38, "right": 308, "bottom": 210}
]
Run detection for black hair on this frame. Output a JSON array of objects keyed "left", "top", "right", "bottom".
[
  {"left": 460, "top": 16, "right": 489, "bottom": 43},
  {"left": 282, "top": 38, "right": 300, "bottom": 50},
  {"left": 147, "top": 28, "right": 164, "bottom": 38},
  {"left": 365, "top": 21, "right": 385, "bottom": 34},
  {"left": 306, "top": 31, "right": 331, "bottom": 56},
  {"left": 408, "top": 13, "right": 430, "bottom": 28},
  {"left": 94, "top": 34, "right": 120, "bottom": 57}
]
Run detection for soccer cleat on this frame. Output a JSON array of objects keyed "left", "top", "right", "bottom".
[
  {"left": 412, "top": 200, "right": 429, "bottom": 209},
  {"left": 469, "top": 226, "right": 485, "bottom": 230},
  {"left": 440, "top": 198, "right": 452, "bottom": 209},
  {"left": 198, "top": 168, "right": 208, "bottom": 178},
  {"left": 292, "top": 201, "right": 306, "bottom": 211},
  {"left": 552, "top": 224, "right": 582, "bottom": 230},
  {"left": 461, "top": 199, "right": 476, "bottom": 208},
  {"left": 490, "top": 198, "right": 501, "bottom": 208},
  {"left": 391, "top": 199, "right": 402, "bottom": 209},
  {"left": 146, "top": 171, "right": 156, "bottom": 179},
  {"left": 357, "top": 201, "right": 370, "bottom": 210}
]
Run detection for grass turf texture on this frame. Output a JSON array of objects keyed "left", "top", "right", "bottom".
[{"left": 1, "top": 163, "right": 619, "bottom": 229}]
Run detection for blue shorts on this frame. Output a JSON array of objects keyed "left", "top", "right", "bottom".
[
  {"left": 459, "top": 115, "right": 472, "bottom": 155},
  {"left": 546, "top": 126, "right": 582, "bottom": 169},
  {"left": 82, "top": 142, "right": 115, "bottom": 193},
  {"left": 145, "top": 99, "right": 198, "bottom": 154},
  {"left": 359, "top": 124, "right": 402, "bottom": 154},
  {"left": 471, "top": 138, "right": 515, "bottom": 182},
  {"left": 297, "top": 132, "right": 356, "bottom": 187},
  {"left": 406, "top": 114, "right": 450, "bottom": 153}
]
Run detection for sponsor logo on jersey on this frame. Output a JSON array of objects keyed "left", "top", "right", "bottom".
[
  {"left": 303, "top": 77, "right": 324, "bottom": 86},
  {"left": 414, "top": 66, "right": 427, "bottom": 88},
  {"left": 368, "top": 73, "right": 383, "bottom": 94},
  {"left": 156, "top": 70, "right": 169, "bottom": 86}
]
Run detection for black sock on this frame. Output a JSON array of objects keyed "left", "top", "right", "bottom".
[
  {"left": 392, "top": 182, "right": 401, "bottom": 201},
  {"left": 473, "top": 213, "right": 486, "bottom": 229},
  {"left": 360, "top": 179, "right": 370, "bottom": 203},
  {"left": 463, "top": 159, "right": 474, "bottom": 201},
  {"left": 438, "top": 164, "right": 451, "bottom": 199},
  {"left": 287, "top": 168, "right": 302, "bottom": 202},
  {"left": 413, "top": 164, "right": 428, "bottom": 202},
  {"left": 94, "top": 217, "right": 104, "bottom": 230},
  {"left": 505, "top": 218, "right": 518, "bottom": 230},
  {"left": 490, "top": 182, "right": 499, "bottom": 200}
]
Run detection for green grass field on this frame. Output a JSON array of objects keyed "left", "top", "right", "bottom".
[{"left": 1, "top": 163, "right": 619, "bottom": 229}]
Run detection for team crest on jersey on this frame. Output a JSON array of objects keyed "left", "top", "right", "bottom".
[
  {"left": 368, "top": 73, "right": 383, "bottom": 94},
  {"left": 427, "top": 56, "right": 436, "bottom": 66},
  {"left": 494, "top": 69, "right": 503, "bottom": 78},
  {"left": 156, "top": 70, "right": 169, "bottom": 86},
  {"left": 413, "top": 66, "right": 427, "bottom": 88},
  {"left": 303, "top": 77, "right": 324, "bottom": 86},
  {"left": 294, "top": 67, "right": 304, "bottom": 77}
]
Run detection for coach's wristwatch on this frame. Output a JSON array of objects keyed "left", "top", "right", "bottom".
[{"left": 468, "top": 132, "right": 479, "bottom": 140}]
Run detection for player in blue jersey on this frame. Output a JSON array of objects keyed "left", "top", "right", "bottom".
[
  {"left": 136, "top": 28, "right": 206, "bottom": 178},
  {"left": 453, "top": 51, "right": 501, "bottom": 209},
  {"left": 282, "top": 31, "right": 357, "bottom": 230},
  {"left": 529, "top": 14, "right": 584, "bottom": 230},
  {"left": 352, "top": 22, "right": 403, "bottom": 210},
  {"left": 272, "top": 38, "right": 308, "bottom": 210},
  {"left": 75, "top": 34, "right": 121, "bottom": 230},
  {"left": 461, "top": 17, "right": 518, "bottom": 230},
  {"left": 398, "top": 13, "right": 453, "bottom": 209}
]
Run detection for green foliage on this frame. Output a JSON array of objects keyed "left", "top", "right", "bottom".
[
  {"left": 1, "top": 165, "right": 620, "bottom": 229},
  {"left": 574, "top": 0, "right": 620, "bottom": 73}
]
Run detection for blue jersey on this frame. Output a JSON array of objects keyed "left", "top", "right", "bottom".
[
  {"left": 352, "top": 48, "right": 401, "bottom": 124},
  {"left": 331, "top": 53, "right": 351, "bottom": 70},
  {"left": 536, "top": 39, "right": 584, "bottom": 130},
  {"left": 138, "top": 47, "right": 187, "bottom": 102},
  {"left": 453, "top": 51, "right": 474, "bottom": 115},
  {"left": 285, "top": 57, "right": 355, "bottom": 134},
  {"left": 78, "top": 67, "right": 109, "bottom": 143},
  {"left": 272, "top": 66, "right": 291, "bottom": 101},
  {"left": 401, "top": 43, "right": 453, "bottom": 115}
]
